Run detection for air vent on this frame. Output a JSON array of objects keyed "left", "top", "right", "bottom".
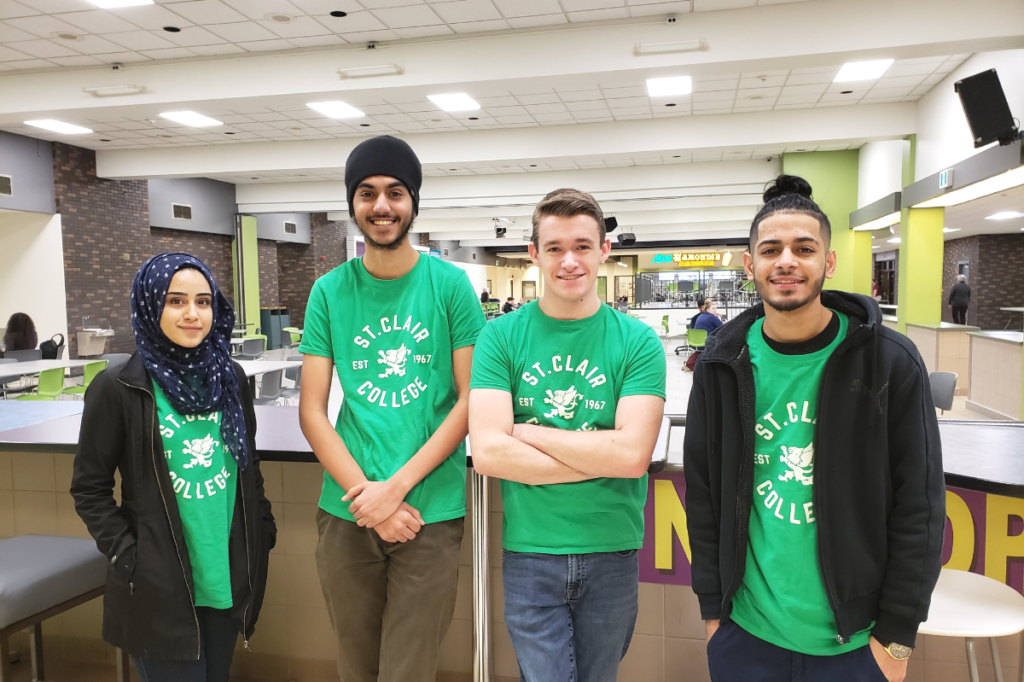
[
  {"left": 284, "top": 221, "right": 297, "bottom": 235},
  {"left": 0, "top": 175, "right": 11, "bottom": 197},
  {"left": 172, "top": 203, "right": 192, "bottom": 221}
]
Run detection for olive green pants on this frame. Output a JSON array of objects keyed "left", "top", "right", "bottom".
[{"left": 315, "top": 509, "right": 464, "bottom": 682}]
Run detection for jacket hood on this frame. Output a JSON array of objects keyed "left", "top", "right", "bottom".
[
  {"left": 702, "top": 290, "right": 882, "bottom": 364},
  {"left": 116, "top": 352, "right": 149, "bottom": 389}
]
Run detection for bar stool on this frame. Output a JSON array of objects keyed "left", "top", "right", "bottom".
[{"left": 918, "top": 568, "right": 1024, "bottom": 682}]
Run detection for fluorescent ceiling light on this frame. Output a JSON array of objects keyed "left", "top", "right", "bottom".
[
  {"left": 159, "top": 111, "right": 223, "bottom": 127},
  {"left": 942, "top": 227, "right": 961, "bottom": 233},
  {"left": 634, "top": 39, "right": 707, "bottom": 56},
  {"left": 914, "top": 166, "right": 1024, "bottom": 208},
  {"left": 427, "top": 93, "right": 480, "bottom": 112},
  {"left": 872, "top": 245, "right": 880, "bottom": 249},
  {"left": 887, "top": 237, "right": 901, "bottom": 244},
  {"left": 834, "top": 59, "right": 894, "bottom": 83},
  {"left": 307, "top": 101, "right": 365, "bottom": 119},
  {"left": 337, "top": 64, "right": 403, "bottom": 79},
  {"left": 986, "top": 211, "right": 1024, "bottom": 221},
  {"left": 82, "top": 84, "right": 147, "bottom": 98},
  {"left": 24, "top": 119, "right": 93, "bottom": 135},
  {"left": 647, "top": 76, "right": 692, "bottom": 98},
  {"left": 852, "top": 211, "right": 901, "bottom": 231},
  {"left": 85, "top": 0, "right": 153, "bottom": 7}
]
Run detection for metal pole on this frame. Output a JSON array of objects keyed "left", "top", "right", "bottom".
[
  {"left": 472, "top": 469, "right": 492, "bottom": 682},
  {"left": 233, "top": 214, "right": 246, "bottom": 331}
]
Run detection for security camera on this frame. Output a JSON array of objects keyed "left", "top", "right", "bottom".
[
  {"left": 111, "top": 62, "right": 123, "bottom": 71},
  {"left": 617, "top": 232, "right": 636, "bottom": 247},
  {"left": 493, "top": 218, "right": 507, "bottom": 238},
  {"left": 766, "top": 156, "right": 773, "bottom": 162}
]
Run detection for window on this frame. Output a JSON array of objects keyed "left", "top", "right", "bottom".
[
  {"left": 0, "top": 174, "right": 11, "bottom": 197},
  {"left": 284, "top": 221, "right": 297, "bottom": 235},
  {"left": 172, "top": 203, "right": 192, "bottom": 221}
]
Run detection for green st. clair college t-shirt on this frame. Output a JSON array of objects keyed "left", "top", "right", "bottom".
[
  {"left": 730, "top": 311, "right": 873, "bottom": 656},
  {"left": 153, "top": 380, "right": 237, "bottom": 610},
  {"left": 470, "top": 301, "right": 666, "bottom": 554},
  {"left": 299, "top": 253, "right": 486, "bottom": 524}
]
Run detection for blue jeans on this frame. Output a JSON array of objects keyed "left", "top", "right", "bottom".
[
  {"left": 707, "top": 620, "right": 887, "bottom": 682},
  {"left": 132, "top": 607, "right": 238, "bottom": 682},
  {"left": 502, "top": 549, "right": 639, "bottom": 682}
]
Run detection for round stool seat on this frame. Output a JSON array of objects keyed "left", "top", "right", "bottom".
[{"left": 919, "top": 568, "right": 1024, "bottom": 638}]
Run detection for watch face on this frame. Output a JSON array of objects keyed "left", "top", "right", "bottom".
[{"left": 888, "top": 643, "right": 913, "bottom": 660}]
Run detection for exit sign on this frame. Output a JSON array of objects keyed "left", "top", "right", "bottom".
[{"left": 939, "top": 169, "right": 954, "bottom": 189}]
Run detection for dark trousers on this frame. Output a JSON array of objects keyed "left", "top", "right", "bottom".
[
  {"left": 707, "top": 620, "right": 886, "bottom": 682},
  {"left": 132, "top": 607, "right": 238, "bottom": 682},
  {"left": 315, "top": 509, "right": 464, "bottom": 682},
  {"left": 952, "top": 305, "right": 968, "bottom": 324}
]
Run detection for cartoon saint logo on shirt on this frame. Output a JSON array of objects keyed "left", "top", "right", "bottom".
[
  {"left": 778, "top": 443, "right": 814, "bottom": 485},
  {"left": 377, "top": 343, "right": 412, "bottom": 378},
  {"left": 182, "top": 434, "right": 219, "bottom": 470},
  {"left": 543, "top": 385, "right": 582, "bottom": 420}
]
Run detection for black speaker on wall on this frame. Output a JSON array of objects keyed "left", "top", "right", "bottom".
[
  {"left": 617, "top": 232, "right": 636, "bottom": 246},
  {"left": 954, "top": 69, "right": 1020, "bottom": 148},
  {"left": 605, "top": 216, "right": 618, "bottom": 233}
]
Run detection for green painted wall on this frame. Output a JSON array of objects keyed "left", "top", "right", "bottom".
[
  {"left": 899, "top": 207, "right": 944, "bottom": 331},
  {"left": 231, "top": 215, "right": 261, "bottom": 333},
  {"left": 781, "top": 151, "right": 867, "bottom": 294}
]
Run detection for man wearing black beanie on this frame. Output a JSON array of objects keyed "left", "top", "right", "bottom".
[{"left": 299, "top": 135, "right": 486, "bottom": 682}]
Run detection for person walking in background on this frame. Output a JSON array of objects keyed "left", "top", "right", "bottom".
[
  {"left": 684, "top": 175, "right": 943, "bottom": 682},
  {"left": 949, "top": 274, "right": 971, "bottom": 325},
  {"left": 72, "top": 253, "right": 276, "bottom": 682},
  {"left": 298, "top": 135, "right": 485, "bottom": 682},
  {"left": 3, "top": 312, "right": 38, "bottom": 352},
  {"left": 469, "top": 188, "right": 666, "bottom": 682},
  {"left": 480, "top": 288, "right": 490, "bottom": 303}
]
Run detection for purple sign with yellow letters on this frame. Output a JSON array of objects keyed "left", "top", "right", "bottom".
[{"left": 639, "top": 474, "right": 1024, "bottom": 593}]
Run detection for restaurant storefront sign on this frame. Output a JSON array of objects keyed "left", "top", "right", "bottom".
[{"left": 646, "top": 250, "right": 737, "bottom": 269}]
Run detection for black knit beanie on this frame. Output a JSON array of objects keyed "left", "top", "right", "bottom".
[{"left": 345, "top": 135, "right": 422, "bottom": 218}]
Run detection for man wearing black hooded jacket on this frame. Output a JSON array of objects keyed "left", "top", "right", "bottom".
[{"left": 684, "top": 175, "right": 943, "bottom": 682}]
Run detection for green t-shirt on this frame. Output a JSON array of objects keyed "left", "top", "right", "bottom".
[
  {"left": 153, "top": 381, "right": 237, "bottom": 610},
  {"left": 299, "top": 253, "right": 486, "bottom": 524},
  {"left": 470, "top": 301, "right": 666, "bottom": 554},
  {"left": 730, "top": 312, "right": 872, "bottom": 655}
]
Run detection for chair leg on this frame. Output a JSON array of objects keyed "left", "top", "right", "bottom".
[
  {"left": 966, "top": 637, "right": 981, "bottom": 682},
  {"left": 29, "top": 622, "right": 43, "bottom": 682},
  {"left": 990, "top": 637, "right": 1005, "bottom": 682},
  {"left": 116, "top": 647, "right": 130, "bottom": 682},
  {"left": 0, "top": 634, "right": 9, "bottom": 682}
]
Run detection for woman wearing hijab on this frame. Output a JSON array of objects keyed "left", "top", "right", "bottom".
[{"left": 72, "top": 253, "right": 276, "bottom": 682}]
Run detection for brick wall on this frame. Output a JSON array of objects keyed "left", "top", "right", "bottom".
[
  {"left": 277, "top": 213, "right": 347, "bottom": 328},
  {"left": 55, "top": 143, "right": 234, "bottom": 357},
  {"left": 943, "top": 233, "right": 1024, "bottom": 329},
  {"left": 258, "top": 238, "right": 280, "bottom": 307}
]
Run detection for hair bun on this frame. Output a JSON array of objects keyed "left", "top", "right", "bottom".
[{"left": 763, "top": 174, "right": 813, "bottom": 204}]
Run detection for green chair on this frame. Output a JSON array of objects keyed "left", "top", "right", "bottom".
[
  {"left": 687, "top": 328, "right": 708, "bottom": 349},
  {"left": 16, "top": 368, "right": 66, "bottom": 401},
  {"left": 61, "top": 360, "right": 108, "bottom": 399}
]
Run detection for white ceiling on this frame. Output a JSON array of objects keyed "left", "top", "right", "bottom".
[{"left": 0, "top": 0, "right": 1021, "bottom": 248}]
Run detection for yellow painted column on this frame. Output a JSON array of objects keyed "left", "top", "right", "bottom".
[{"left": 896, "top": 207, "right": 943, "bottom": 334}]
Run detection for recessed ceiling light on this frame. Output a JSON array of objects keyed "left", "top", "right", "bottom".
[
  {"left": 265, "top": 12, "right": 293, "bottom": 23},
  {"left": 986, "top": 211, "right": 1024, "bottom": 220},
  {"left": 942, "top": 227, "right": 961, "bottom": 233},
  {"left": 468, "top": 117, "right": 479, "bottom": 121},
  {"left": 330, "top": 10, "right": 348, "bottom": 17},
  {"left": 307, "top": 101, "right": 364, "bottom": 119},
  {"left": 887, "top": 237, "right": 901, "bottom": 244},
  {"left": 25, "top": 119, "right": 93, "bottom": 135},
  {"left": 53, "top": 31, "right": 81, "bottom": 41},
  {"left": 834, "top": 59, "right": 894, "bottom": 83},
  {"left": 428, "top": 93, "right": 480, "bottom": 112},
  {"left": 224, "top": 132, "right": 236, "bottom": 135},
  {"left": 99, "top": 138, "right": 111, "bottom": 142},
  {"left": 162, "top": 26, "right": 181, "bottom": 32},
  {"left": 159, "top": 111, "right": 222, "bottom": 127},
  {"left": 647, "top": 76, "right": 692, "bottom": 97},
  {"left": 85, "top": 0, "right": 153, "bottom": 7}
]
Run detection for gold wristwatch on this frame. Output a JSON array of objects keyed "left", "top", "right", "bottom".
[{"left": 881, "top": 640, "right": 913, "bottom": 661}]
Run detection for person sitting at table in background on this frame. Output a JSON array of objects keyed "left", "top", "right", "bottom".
[
  {"left": 694, "top": 299, "right": 724, "bottom": 335},
  {"left": 3, "top": 312, "right": 38, "bottom": 353},
  {"left": 948, "top": 274, "right": 971, "bottom": 325},
  {"left": 617, "top": 295, "right": 630, "bottom": 314},
  {"left": 517, "top": 297, "right": 526, "bottom": 308},
  {"left": 71, "top": 253, "right": 276, "bottom": 682},
  {"left": 502, "top": 297, "right": 516, "bottom": 314},
  {"left": 469, "top": 188, "right": 666, "bottom": 682},
  {"left": 298, "top": 135, "right": 486, "bottom": 682}
]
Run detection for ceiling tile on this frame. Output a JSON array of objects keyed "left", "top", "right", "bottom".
[
  {"left": 138, "top": 46, "right": 196, "bottom": 59},
  {"left": 5, "top": 14, "right": 83, "bottom": 37},
  {"left": 237, "top": 38, "right": 293, "bottom": 50},
  {"left": 6, "top": 39, "right": 80, "bottom": 58},
  {"left": 692, "top": 90, "right": 734, "bottom": 103},
  {"left": 775, "top": 94, "right": 819, "bottom": 105},
  {"left": 287, "top": 33, "right": 346, "bottom": 45},
  {"left": 450, "top": 18, "right": 508, "bottom": 33},
  {"left": 431, "top": 0, "right": 502, "bottom": 23},
  {"left": 92, "top": 50, "right": 149, "bottom": 62},
  {"left": 258, "top": 14, "right": 332, "bottom": 37},
  {"left": 628, "top": 2, "right": 690, "bottom": 18},
  {"left": 0, "top": 22, "right": 34, "bottom": 41},
  {"left": 561, "top": 0, "right": 623, "bottom": 10},
  {"left": 558, "top": 89, "right": 603, "bottom": 102},
  {"left": 567, "top": 7, "right": 629, "bottom": 22},
  {"left": 107, "top": 5, "right": 196, "bottom": 30},
  {"left": 372, "top": 4, "right": 442, "bottom": 28},
  {"left": 48, "top": 53, "right": 102, "bottom": 66},
  {"left": 323, "top": 11, "right": 387, "bottom": 32},
  {"left": 160, "top": 25, "right": 226, "bottom": 46},
  {"left": 104, "top": 30, "right": 179, "bottom": 51},
  {"left": 693, "top": 78, "right": 737, "bottom": 93},
  {"left": 515, "top": 93, "right": 560, "bottom": 105},
  {"left": 395, "top": 100, "right": 439, "bottom": 113},
  {"left": 359, "top": 0, "right": 425, "bottom": 7},
  {"left": 494, "top": 114, "right": 535, "bottom": 124},
  {"left": 19, "top": 0, "right": 90, "bottom": 12},
  {"left": 53, "top": 10, "right": 140, "bottom": 34},
  {"left": 289, "top": 0, "right": 363, "bottom": 15},
  {"left": 506, "top": 13, "right": 566, "bottom": 27},
  {"left": 167, "top": 0, "right": 249, "bottom": 25},
  {"left": 206, "top": 21, "right": 280, "bottom": 42},
  {"left": 475, "top": 95, "right": 517, "bottom": 107},
  {"left": 524, "top": 102, "right": 568, "bottom": 114},
  {"left": 0, "top": 2, "right": 40, "bottom": 20},
  {"left": 739, "top": 75, "right": 786, "bottom": 88},
  {"left": 609, "top": 106, "right": 651, "bottom": 116},
  {"left": 188, "top": 42, "right": 247, "bottom": 54},
  {"left": 785, "top": 71, "right": 833, "bottom": 86},
  {"left": 780, "top": 82, "right": 827, "bottom": 96},
  {"left": 219, "top": 0, "right": 304, "bottom": 20},
  {"left": 874, "top": 74, "right": 925, "bottom": 89},
  {"left": 68, "top": 34, "right": 131, "bottom": 54},
  {"left": 393, "top": 24, "right": 453, "bottom": 37}
]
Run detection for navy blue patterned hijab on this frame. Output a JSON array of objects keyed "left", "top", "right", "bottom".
[{"left": 130, "top": 253, "right": 249, "bottom": 470}]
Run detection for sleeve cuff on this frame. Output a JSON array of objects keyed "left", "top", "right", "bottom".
[
  {"left": 697, "top": 593, "right": 723, "bottom": 621},
  {"left": 872, "top": 609, "right": 920, "bottom": 649}
]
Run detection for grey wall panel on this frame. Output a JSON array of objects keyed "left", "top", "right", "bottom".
[
  {"left": 255, "top": 212, "right": 311, "bottom": 244},
  {"left": 0, "top": 131, "right": 55, "bottom": 214},
  {"left": 439, "top": 240, "right": 493, "bottom": 266},
  {"left": 148, "top": 178, "right": 237, "bottom": 235}
]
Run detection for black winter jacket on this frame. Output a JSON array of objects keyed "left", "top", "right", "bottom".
[
  {"left": 683, "top": 292, "right": 944, "bottom": 649},
  {"left": 71, "top": 353, "right": 276, "bottom": 661},
  {"left": 948, "top": 282, "right": 971, "bottom": 308}
]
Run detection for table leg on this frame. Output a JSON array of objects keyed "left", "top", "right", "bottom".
[
  {"left": 0, "top": 634, "right": 11, "bottom": 682},
  {"left": 116, "top": 647, "right": 130, "bottom": 682},
  {"left": 471, "top": 470, "right": 492, "bottom": 682},
  {"left": 29, "top": 623, "right": 43, "bottom": 682}
]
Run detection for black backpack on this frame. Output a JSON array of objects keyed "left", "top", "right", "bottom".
[{"left": 40, "top": 334, "right": 65, "bottom": 360}]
